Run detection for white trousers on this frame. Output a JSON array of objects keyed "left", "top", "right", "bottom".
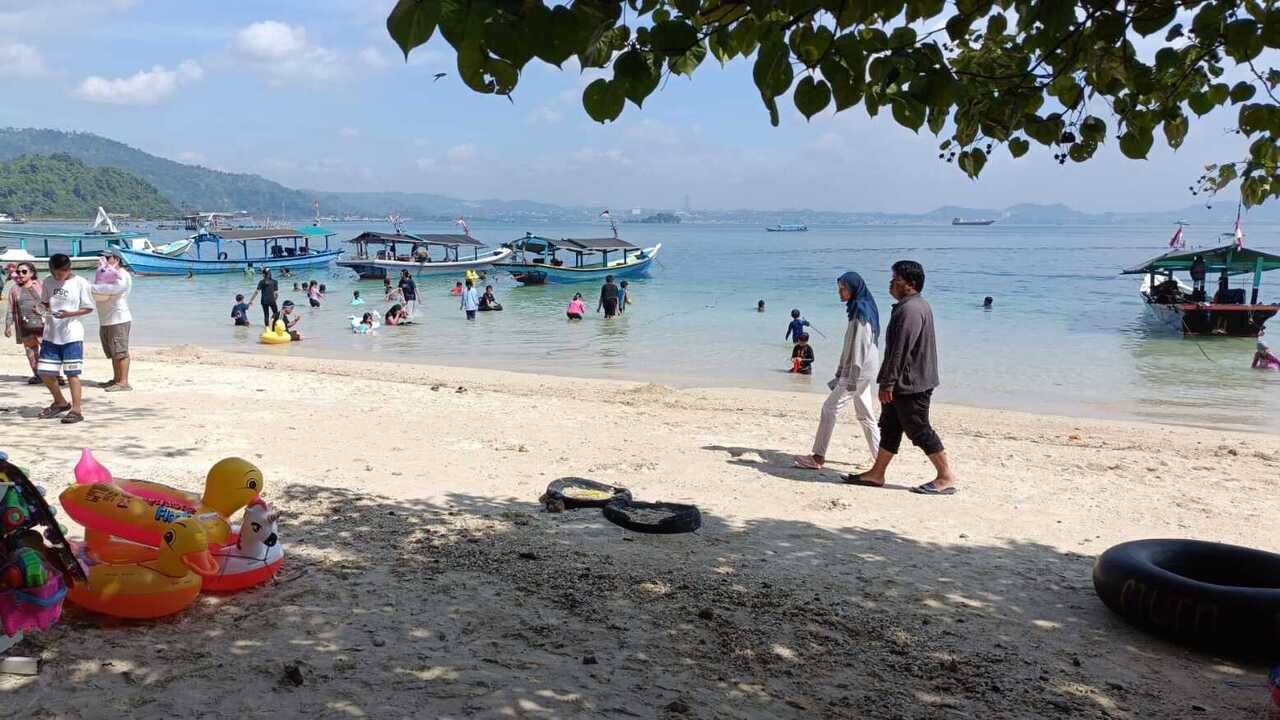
[{"left": 811, "top": 381, "right": 880, "bottom": 460}]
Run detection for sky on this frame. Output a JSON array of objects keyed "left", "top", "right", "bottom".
[{"left": 0, "top": 0, "right": 1262, "bottom": 213}]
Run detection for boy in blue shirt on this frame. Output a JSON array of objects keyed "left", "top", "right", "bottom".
[
  {"left": 231, "top": 294, "right": 251, "bottom": 326},
  {"left": 785, "top": 308, "right": 809, "bottom": 341}
]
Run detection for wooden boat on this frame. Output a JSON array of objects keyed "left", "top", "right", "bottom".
[
  {"left": 336, "top": 231, "right": 511, "bottom": 279},
  {"left": 114, "top": 226, "right": 340, "bottom": 275},
  {"left": 766, "top": 223, "right": 808, "bottom": 232},
  {"left": 0, "top": 229, "right": 150, "bottom": 270},
  {"left": 1122, "top": 242, "right": 1280, "bottom": 337},
  {"left": 494, "top": 233, "right": 660, "bottom": 285}
]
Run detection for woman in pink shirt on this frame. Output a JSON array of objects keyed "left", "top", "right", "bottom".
[
  {"left": 1253, "top": 340, "right": 1280, "bottom": 370},
  {"left": 566, "top": 293, "right": 586, "bottom": 320}
]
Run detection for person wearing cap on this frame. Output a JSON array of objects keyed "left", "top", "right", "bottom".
[
  {"left": 1254, "top": 340, "right": 1280, "bottom": 371},
  {"left": 280, "top": 300, "right": 303, "bottom": 341},
  {"left": 91, "top": 249, "right": 133, "bottom": 391}
]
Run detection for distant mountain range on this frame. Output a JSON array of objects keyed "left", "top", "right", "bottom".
[{"left": 1, "top": 127, "right": 1276, "bottom": 225}]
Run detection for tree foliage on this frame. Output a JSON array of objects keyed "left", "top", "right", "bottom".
[
  {"left": 0, "top": 154, "right": 176, "bottom": 218},
  {"left": 387, "top": 0, "right": 1280, "bottom": 206}
]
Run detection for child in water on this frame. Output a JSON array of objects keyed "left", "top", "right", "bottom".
[
  {"left": 280, "top": 300, "right": 303, "bottom": 340},
  {"left": 351, "top": 290, "right": 365, "bottom": 306},
  {"left": 351, "top": 312, "right": 378, "bottom": 334},
  {"left": 1254, "top": 340, "right": 1280, "bottom": 370},
  {"left": 231, "top": 294, "right": 251, "bottom": 326},
  {"left": 307, "top": 281, "right": 322, "bottom": 308},
  {"left": 566, "top": 293, "right": 586, "bottom": 320},
  {"left": 450, "top": 281, "right": 464, "bottom": 296},
  {"left": 785, "top": 308, "right": 809, "bottom": 341},
  {"left": 757, "top": 300, "right": 766, "bottom": 312},
  {"left": 790, "top": 332, "right": 814, "bottom": 374}
]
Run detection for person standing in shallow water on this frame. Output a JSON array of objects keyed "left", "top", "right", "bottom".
[
  {"left": 845, "top": 260, "right": 958, "bottom": 495},
  {"left": 794, "top": 271, "right": 880, "bottom": 470},
  {"left": 597, "top": 275, "right": 620, "bottom": 318}
]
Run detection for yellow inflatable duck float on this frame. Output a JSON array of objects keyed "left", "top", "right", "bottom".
[
  {"left": 61, "top": 453, "right": 264, "bottom": 550},
  {"left": 260, "top": 319, "right": 291, "bottom": 344},
  {"left": 68, "top": 519, "right": 219, "bottom": 619}
]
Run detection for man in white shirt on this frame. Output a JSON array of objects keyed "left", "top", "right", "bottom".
[
  {"left": 91, "top": 249, "right": 133, "bottom": 391},
  {"left": 37, "top": 254, "right": 94, "bottom": 424}
]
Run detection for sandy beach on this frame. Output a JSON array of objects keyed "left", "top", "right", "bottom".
[{"left": 2, "top": 345, "right": 1279, "bottom": 719}]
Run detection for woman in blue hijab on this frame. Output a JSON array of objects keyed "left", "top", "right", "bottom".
[{"left": 794, "top": 271, "right": 882, "bottom": 470}]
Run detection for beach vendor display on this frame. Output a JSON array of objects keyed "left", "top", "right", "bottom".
[{"left": 0, "top": 451, "right": 84, "bottom": 643}]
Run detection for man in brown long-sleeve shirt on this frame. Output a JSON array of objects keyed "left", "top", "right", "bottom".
[{"left": 845, "top": 260, "right": 959, "bottom": 495}]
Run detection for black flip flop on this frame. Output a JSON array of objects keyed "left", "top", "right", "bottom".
[
  {"left": 910, "top": 482, "right": 957, "bottom": 496},
  {"left": 38, "top": 403, "right": 71, "bottom": 419},
  {"left": 843, "top": 473, "right": 884, "bottom": 488}
]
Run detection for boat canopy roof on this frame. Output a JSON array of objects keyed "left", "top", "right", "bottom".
[
  {"left": 1122, "top": 243, "right": 1280, "bottom": 276},
  {"left": 0, "top": 228, "right": 146, "bottom": 241},
  {"left": 349, "top": 231, "right": 483, "bottom": 247},
  {"left": 204, "top": 228, "right": 305, "bottom": 242},
  {"left": 513, "top": 234, "right": 637, "bottom": 252},
  {"left": 296, "top": 226, "right": 337, "bottom": 238}
]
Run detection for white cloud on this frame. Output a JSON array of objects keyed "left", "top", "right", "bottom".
[
  {"left": 233, "top": 21, "right": 344, "bottom": 85},
  {"left": 175, "top": 151, "right": 207, "bottom": 165},
  {"left": 0, "top": 43, "right": 47, "bottom": 78},
  {"left": 527, "top": 106, "right": 563, "bottom": 125},
  {"left": 445, "top": 144, "right": 475, "bottom": 164},
  {"left": 624, "top": 119, "right": 680, "bottom": 146},
  {"left": 415, "top": 157, "right": 437, "bottom": 172},
  {"left": 339, "top": 127, "right": 360, "bottom": 138},
  {"left": 73, "top": 60, "right": 203, "bottom": 106},
  {"left": 569, "top": 147, "right": 629, "bottom": 166}
]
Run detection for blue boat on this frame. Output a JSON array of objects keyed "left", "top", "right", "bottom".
[
  {"left": 494, "top": 233, "right": 661, "bottom": 285},
  {"left": 115, "top": 226, "right": 341, "bottom": 276}
]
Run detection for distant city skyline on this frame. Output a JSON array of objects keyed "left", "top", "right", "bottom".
[{"left": 0, "top": 1, "right": 1254, "bottom": 214}]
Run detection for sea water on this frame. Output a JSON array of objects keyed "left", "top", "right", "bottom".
[{"left": 10, "top": 221, "right": 1279, "bottom": 431}]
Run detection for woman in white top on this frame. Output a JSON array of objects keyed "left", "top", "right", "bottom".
[{"left": 795, "top": 271, "right": 881, "bottom": 469}]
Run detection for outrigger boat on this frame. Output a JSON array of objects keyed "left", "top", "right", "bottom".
[
  {"left": 495, "top": 233, "right": 660, "bottom": 285},
  {"left": 337, "top": 231, "right": 512, "bottom": 279},
  {"left": 1122, "top": 242, "right": 1280, "bottom": 337},
  {"left": 0, "top": 209, "right": 171, "bottom": 270},
  {"left": 114, "top": 226, "right": 340, "bottom": 275}
]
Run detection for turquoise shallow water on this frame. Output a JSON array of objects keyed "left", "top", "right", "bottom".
[{"left": 8, "top": 220, "right": 1279, "bottom": 431}]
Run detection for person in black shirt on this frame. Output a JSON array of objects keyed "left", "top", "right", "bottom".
[
  {"left": 247, "top": 269, "right": 279, "bottom": 327},
  {"left": 597, "top": 275, "right": 620, "bottom": 318},
  {"left": 790, "top": 332, "right": 814, "bottom": 374},
  {"left": 398, "top": 270, "right": 418, "bottom": 315}
]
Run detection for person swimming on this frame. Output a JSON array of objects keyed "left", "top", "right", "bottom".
[
  {"left": 983, "top": 296, "right": 994, "bottom": 309},
  {"left": 450, "top": 281, "right": 463, "bottom": 296},
  {"left": 351, "top": 312, "right": 379, "bottom": 334},
  {"left": 351, "top": 290, "right": 365, "bottom": 306},
  {"left": 479, "top": 285, "right": 502, "bottom": 311},
  {"left": 566, "top": 293, "right": 586, "bottom": 320},
  {"left": 384, "top": 304, "right": 412, "bottom": 326},
  {"left": 1253, "top": 340, "right": 1280, "bottom": 370},
  {"left": 757, "top": 300, "right": 766, "bottom": 312}
]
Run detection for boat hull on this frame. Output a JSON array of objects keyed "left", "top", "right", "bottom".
[
  {"left": 337, "top": 248, "right": 512, "bottom": 280},
  {"left": 1139, "top": 278, "right": 1275, "bottom": 337},
  {"left": 0, "top": 249, "right": 102, "bottom": 271},
  {"left": 115, "top": 247, "right": 341, "bottom": 276},
  {"left": 495, "top": 244, "right": 660, "bottom": 285}
]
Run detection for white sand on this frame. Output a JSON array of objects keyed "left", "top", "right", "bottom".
[{"left": 2, "top": 346, "right": 1278, "bottom": 718}]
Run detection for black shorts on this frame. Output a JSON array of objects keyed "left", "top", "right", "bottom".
[
  {"left": 878, "top": 389, "right": 944, "bottom": 456},
  {"left": 603, "top": 298, "right": 618, "bottom": 317}
]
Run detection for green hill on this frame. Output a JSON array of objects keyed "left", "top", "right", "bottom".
[
  {"left": 0, "top": 154, "right": 176, "bottom": 217},
  {"left": 0, "top": 128, "right": 312, "bottom": 215}
]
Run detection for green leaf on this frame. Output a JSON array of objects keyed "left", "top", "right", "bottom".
[
  {"left": 763, "top": 94, "right": 780, "bottom": 127},
  {"left": 1008, "top": 137, "right": 1029, "bottom": 158},
  {"left": 386, "top": 0, "right": 440, "bottom": 59},
  {"left": 927, "top": 106, "right": 946, "bottom": 135},
  {"left": 485, "top": 20, "right": 534, "bottom": 69},
  {"left": 794, "top": 76, "right": 832, "bottom": 120},
  {"left": 1118, "top": 129, "right": 1154, "bottom": 159},
  {"left": 614, "top": 49, "right": 660, "bottom": 107},
  {"left": 753, "top": 38, "right": 794, "bottom": 99},
  {"left": 888, "top": 26, "right": 917, "bottom": 48},
  {"left": 820, "top": 58, "right": 861, "bottom": 111},
  {"left": 1131, "top": 2, "right": 1176, "bottom": 36},
  {"left": 668, "top": 41, "right": 707, "bottom": 76},
  {"left": 1068, "top": 141, "right": 1097, "bottom": 163},
  {"left": 1162, "top": 115, "right": 1188, "bottom": 150},
  {"left": 1080, "top": 116, "right": 1106, "bottom": 143},
  {"left": 958, "top": 148, "right": 986, "bottom": 178},
  {"left": 649, "top": 20, "right": 698, "bottom": 56},
  {"left": 890, "top": 98, "right": 925, "bottom": 132},
  {"left": 1229, "top": 82, "right": 1257, "bottom": 103},
  {"left": 1188, "top": 91, "right": 1215, "bottom": 116},
  {"left": 986, "top": 13, "right": 1007, "bottom": 37},
  {"left": 583, "top": 79, "right": 625, "bottom": 123},
  {"left": 708, "top": 27, "right": 735, "bottom": 63},
  {"left": 527, "top": 5, "right": 575, "bottom": 66},
  {"left": 1225, "top": 19, "right": 1263, "bottom": 62}
]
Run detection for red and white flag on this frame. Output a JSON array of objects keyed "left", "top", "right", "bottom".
[
  {"left": 600, "top": 209, "right": 611, "bottom": 219},
  {"left": 1168, "top": 226, "right": 1184, "bottom": 249},
  {"left": 1234, "top": 207, "right": 1245, "bottom": 250},
  {"left": 455, "top": 216, "right": 471, "bottom": 237}
]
